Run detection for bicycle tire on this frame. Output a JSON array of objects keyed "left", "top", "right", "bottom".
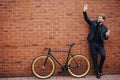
[
  {"left": 68, "top": 54, "right": 90, "bottom": 78},
  {"left": 31, "top": 55, "right": 55, "bottom": 79}
]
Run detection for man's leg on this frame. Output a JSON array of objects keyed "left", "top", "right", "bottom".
[
  {"left": 98, "top": 46, "right": 106, "bottom": 75},
  {"left": 90, "top": 43, "right": 100, "bottom": 78}
]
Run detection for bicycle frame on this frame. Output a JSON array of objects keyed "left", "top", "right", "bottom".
[{"left": 45, "top": 44, "right": 74, "bottom": 70}]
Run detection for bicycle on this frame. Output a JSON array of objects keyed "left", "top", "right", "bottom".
[{"left": 31, "top": 43, "right": 90, "bottom": 79}]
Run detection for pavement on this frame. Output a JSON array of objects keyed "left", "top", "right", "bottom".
[{"left": 0, "top": 74, "right": 120, "bottom": 80}]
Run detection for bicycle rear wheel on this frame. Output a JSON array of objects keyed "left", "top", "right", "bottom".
[
  {"left": 32, "top": 55, "right": 55, "bottom": 79},
  {"left": 68, "top": 54, "right": 90, "bottom": 78}
]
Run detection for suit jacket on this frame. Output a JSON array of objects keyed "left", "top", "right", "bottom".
[{"left": 83, "top": 12, "right": 108, "bottom": 43}]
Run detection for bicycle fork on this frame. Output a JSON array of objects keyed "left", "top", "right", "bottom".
[{"left": 43, "top": 49, "right": 51, "bottom": 68}]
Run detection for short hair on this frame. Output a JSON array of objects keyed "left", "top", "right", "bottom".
[{"left": 99, "top": 13, "right": 106, "bottom": 20}]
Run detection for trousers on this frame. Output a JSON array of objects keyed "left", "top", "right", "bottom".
[{"left": 90, "top": 42, "right": 106, "bottom": 73}]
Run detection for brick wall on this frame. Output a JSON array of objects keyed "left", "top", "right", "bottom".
[{"left": 0, "top": 0, "right": 120, "bottom": 77}]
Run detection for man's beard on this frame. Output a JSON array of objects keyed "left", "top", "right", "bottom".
[
  {"left": 97, "top": 20, "right": 102, "bottom": 23},
  {"left": 97, "top": 20, "right": 103, "bottom": 25}
]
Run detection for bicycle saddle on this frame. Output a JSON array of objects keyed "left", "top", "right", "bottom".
[{"left": 66, "top": 43, "right": 75, "bottom": 46}]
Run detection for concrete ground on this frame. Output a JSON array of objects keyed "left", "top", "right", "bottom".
[{"left": 0, "top": 74, "right": 120, "bottom": 80}]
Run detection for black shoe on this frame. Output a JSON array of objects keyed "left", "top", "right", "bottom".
[
  {"left": 99, "top": 67, "right": 103, "bottom": 76},
  {"left": 100, "top": 72, "right": 103, "bottom": 76},
  {"left": 99, "top": 69, "right": 103, "bottom": 76},
  {"left": 96, "top": 72, "right": 100, "bottom": 79}
]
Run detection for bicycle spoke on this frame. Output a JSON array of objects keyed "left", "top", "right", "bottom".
[
  {"left": 32, "top": 55, "right": 55, "bottom": 79},
  {"left": 68, "top": 54, "right": 90, "bottom": 78}
]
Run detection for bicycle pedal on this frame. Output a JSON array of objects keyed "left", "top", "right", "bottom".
[{"left": 58, "top": 70, "right": 64, "bottom": 74}]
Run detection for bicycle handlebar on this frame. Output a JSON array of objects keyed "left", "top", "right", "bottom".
[
  {"left": 44, "top": 48, "right": 51, "bottom": 50},
  {"left": 66, "top": 43, "right": 75, "bottom": 46}
]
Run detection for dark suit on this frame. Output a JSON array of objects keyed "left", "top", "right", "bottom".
[{"left": 83, "top": 12, "right": 108, "bottom": 74}]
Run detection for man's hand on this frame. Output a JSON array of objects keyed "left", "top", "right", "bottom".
[
  {"left": 106, "top": 30, "right": 110, "bottom": 37},
  {"left": 84, "top": 4, "right": 88, "bottom": 12}
]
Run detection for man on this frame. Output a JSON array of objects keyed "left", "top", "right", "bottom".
[{"left": 83, "top": 4, "right": 110, "bottom": 79}]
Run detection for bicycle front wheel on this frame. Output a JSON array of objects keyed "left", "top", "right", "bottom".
[
  {"left": 68, "top": 54, "right": 90, "bottom": 78},
  {"left": 32, "top": 55, "right": 55, "bottom": 79}
]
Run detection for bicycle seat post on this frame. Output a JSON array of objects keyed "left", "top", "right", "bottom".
[
  {"left": 68, "top": 46, "right": 72, "bottom": 53},
  {"left": 64, "top": 43, "right": 75, "bottom": 66},
  {"left": 67, "top": 43, "right": 75, "bottom": 53}
]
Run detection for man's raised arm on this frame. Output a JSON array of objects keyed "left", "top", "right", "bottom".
[{"left": 83, "top": 4, "right": 92, "bottom": 25}]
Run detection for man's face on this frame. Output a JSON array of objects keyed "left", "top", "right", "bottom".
[{"left": 97, "top": 16, "right": 104, "bottom": 23}]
